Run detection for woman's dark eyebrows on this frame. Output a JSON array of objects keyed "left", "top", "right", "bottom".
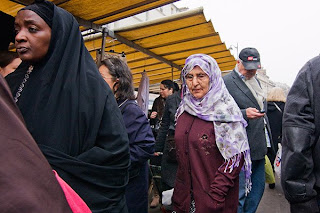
[{"left": 23, "top": 19, "right": 38, "bottom": 25}]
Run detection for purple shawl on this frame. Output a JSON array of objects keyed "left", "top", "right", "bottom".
[{"left": 176, "top": 54, "right": 252, "bottom": 194}]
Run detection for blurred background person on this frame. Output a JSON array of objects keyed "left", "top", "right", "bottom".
[
  {"left": 99, "top": 56, "right": 155, "bottom": 213},
  {"left": 173, "top": 54, "right": 251, "bottom": 213},
  {"left": 0, "top": 51, "right": 21, "bottom": 77},
  {"left": 150, "top": 79, "right": 174, "bottom": 138},
  {"left": 266, "top": 87, "right": 286, "bottom": 188},
  {"left": 149, "top": 79, "right": 174, "bottom": 208},
  {"left": 6, "top": 1, "right": 130, "bottom": 212},
  {"left": 266, "top": 87, "right": 286, "bottom": 162},
  {"left": 154, "top": 82, "right": 181, "bottom": 212}
]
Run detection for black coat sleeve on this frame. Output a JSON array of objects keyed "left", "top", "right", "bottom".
[{"left": 281, "top": 61, "right": 319, "bottom": 213}]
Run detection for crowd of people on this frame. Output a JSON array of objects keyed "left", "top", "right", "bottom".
[{"left": 1, "top": 0, "right": 320, "bottom": 213}]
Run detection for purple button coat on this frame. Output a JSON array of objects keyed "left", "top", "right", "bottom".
[{"left": 173, "top": 112, "right": 244, "bottom": 213}]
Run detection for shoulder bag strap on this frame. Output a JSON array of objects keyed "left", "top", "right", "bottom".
[{"left": 273, "top": 102, "right": 282, "bottom": 113}]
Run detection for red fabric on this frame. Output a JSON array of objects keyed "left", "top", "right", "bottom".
[
  {"left": 53, "top": 170, "right": 91, "bottom": 213},
  {"left": 173, "top": 112, "right": 244, "bottom": 213}
]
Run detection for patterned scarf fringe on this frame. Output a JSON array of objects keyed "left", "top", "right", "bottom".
[{"left": 223, "top": 150, "right": 252, "bottom": 196}]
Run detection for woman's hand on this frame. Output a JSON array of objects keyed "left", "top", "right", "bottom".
[{"left": 150, "top": 111, "right": 158, "bottom": 119}]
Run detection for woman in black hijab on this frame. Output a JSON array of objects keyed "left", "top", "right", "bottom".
[{"left": 6, "top": 0, "right": 130, "bottom": 212}]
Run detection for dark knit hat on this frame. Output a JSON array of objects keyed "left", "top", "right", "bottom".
[{"left": 21, "top": 0, "right": 54, "bottom": 28}]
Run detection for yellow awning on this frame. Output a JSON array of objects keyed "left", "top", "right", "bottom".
[
  {"left": 84, "top": 8, "right": 236, "bottom": 92},
  {"left": 0, "top": 0, "right": 178, "bottom": 26},
  {"left": 1, "top": 1, "right": 235, "bottom": 93}
]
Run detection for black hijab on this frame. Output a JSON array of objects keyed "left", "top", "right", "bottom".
[
  {"left": 6, "top": 1, "right": 130, "bottom": 212},
  {"left": 21, "top": 0, "right": 54, "bottom": 28}
]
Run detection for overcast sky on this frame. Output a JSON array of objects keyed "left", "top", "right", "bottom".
[{"left": 174, "top": 0, "right": 320, "bottom": 86}]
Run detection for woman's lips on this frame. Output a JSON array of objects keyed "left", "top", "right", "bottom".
[{"left": 16, "top": 47, "right": 28, "bottom": 54}]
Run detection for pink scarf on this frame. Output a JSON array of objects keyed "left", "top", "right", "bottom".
[{"left": 53, "top": 170, "right": 91, "bottom": 213}]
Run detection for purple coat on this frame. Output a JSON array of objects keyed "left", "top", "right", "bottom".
[{"left": 173, "top": 112, "right": 243, "bottom": 213}]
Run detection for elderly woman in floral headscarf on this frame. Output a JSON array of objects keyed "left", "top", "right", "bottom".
[{"left": 172, "top": 54, "right": 251, "bottom": 213}]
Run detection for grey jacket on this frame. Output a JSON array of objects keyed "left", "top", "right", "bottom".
[
  {"left": 281, "top": 55, "right": 320, "bottom": 213},
  {"left": 223, "top": 70, "right": 271, "bottom": 161}
]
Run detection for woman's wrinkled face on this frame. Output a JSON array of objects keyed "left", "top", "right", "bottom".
[
  {"left": 14, "top": 10, "right": 51, "bottom": 63},
  {"left": 185, "top": 66, "right": 210, "bottom": 99}
]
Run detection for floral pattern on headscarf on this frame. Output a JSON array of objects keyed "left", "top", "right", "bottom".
[{"left": 176, "top": 54, "right": 252, "bottom": 194}]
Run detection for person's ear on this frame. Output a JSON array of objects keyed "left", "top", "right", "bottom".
[{"left": 113, "top": 79, "right": 120, "bottom": 91}]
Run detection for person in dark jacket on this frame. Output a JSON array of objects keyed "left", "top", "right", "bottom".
[
  {"left": 281, "top": 55, "right": 320, "bottom": 213},
  {"left": 173, "top": 54, "right": 251, "bottom": 213},
  {"left": 266, "top": 87, "right": 286, "bottom": 166},
  {"left": 266, "top": 87, "right": 286, "bottom": 189},
  {"left": 149, "top": 79, "right": 174, "bottom": 208},
  {"left": 6, "top": 1, "right": 130, "bottom": 212},
  {"left": 99, "top": 56, "right": 155, "bottom": 213},
  {"left": 155, "top": 88, "right": 181, "bottom": 194},
  {"left": 154, "top": 87, "right": 181, "bottom": 212},
  {"left": 150, "top": 80, "right": 175, "bottom": 137}
]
